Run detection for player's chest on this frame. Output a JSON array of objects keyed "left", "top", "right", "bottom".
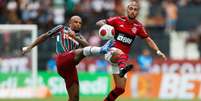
[
  {"left": 59, "top": 31, "right": 79, "bottom": 45},
  {"left": 114, "top": 21, "right": 138, "bottom": 36}
]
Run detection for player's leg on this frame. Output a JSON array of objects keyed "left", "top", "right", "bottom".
[
  {"left": 57, "top": 67, "right": 79, "bottom": 101},
  {"left": 72, "top": 47, "right": 108, "bottom": 64},
  {"left": 64, "top": 67, "right": 79, "bottom": 101},
  {"left": 104, "top": 49, "right": 132, "bottom": 101},
  {"left": 56, "top": 52, "right": 79, "bottom": 101},
  {"left": 67, "top": 83, "right": 79, "bottom": 101},
  {"left": 59, "top": 67, "right": 79, "bottom": 101},
  {"left": 107, "top": 48, "right": 133, "bottom": 77},
  {"left": 82, "top": 39, "right": 114, "bottom": 56},
  {"left": 55, "top": 47, "right": 101, "bottom": 66},
  {"left": 110, "top": 49, "right": 128, "bottom": 69},
  {"left": 104, "top": 74, "right": 126, "bottom": 101},
  {"left": 71, "top": 39, "right": 114, "bottom": 64}
]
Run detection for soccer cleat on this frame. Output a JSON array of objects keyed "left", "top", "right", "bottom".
[
  {"left": 100, "top": 39, "right": 114, "bottom": 54},
  {"left": 119, "top": 64, "right": 133, "bottom": 78}
]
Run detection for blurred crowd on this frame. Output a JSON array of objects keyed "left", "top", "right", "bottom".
[
  {"left": 1, "top": 0, "right": 201, "bottom": 32},
  {"left": 0, "top": 0, "right": 201, "bottom": 72}
]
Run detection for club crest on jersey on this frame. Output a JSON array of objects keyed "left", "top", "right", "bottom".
[
  {"left": 131, "top": 27, "right": 137, "bottom": 33},
  {"left": 120, "top": 25, "right": 124, "bottom": 27}
]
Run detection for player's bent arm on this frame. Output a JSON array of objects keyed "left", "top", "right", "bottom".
[
  {"left": 96, "top": 19, "right": 106, "bottom": 27},
  {"left": 67, "top": 30, "right": 89, "bottom": 47},
  {"left": 74, "top": 35, "right": 89, "bottom": 47},
  {"left": 144, "top": 37, "right": 167, "bottom": 60}
]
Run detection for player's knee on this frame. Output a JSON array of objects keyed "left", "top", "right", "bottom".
[{"left": 114, "top": 87, "right": 125, "bottom": 95}]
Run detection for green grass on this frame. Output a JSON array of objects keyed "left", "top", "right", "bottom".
[{"left": 0, "top": 96, "right": 199, "bottom": 101}]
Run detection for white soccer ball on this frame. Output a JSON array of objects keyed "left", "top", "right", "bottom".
[{"left": 98, "top": 24, "right": 115, "bottom": 40}]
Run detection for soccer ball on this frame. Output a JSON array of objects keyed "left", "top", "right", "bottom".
[{"left": 98, "top": 24, "right": 115, "bottom": 40}]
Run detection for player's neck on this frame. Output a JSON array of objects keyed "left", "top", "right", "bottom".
[
  {"left": 74, "top": 30, "right": 80, "bottom": 33},
  {"left": 128, "top": 17, "right": 136, "bottom": 23},
  {"left": 127, "top": 16, "right": 136, "bottom": 21},
  {"left": 69, "top": 27, "right": 80, "bottom": 33}
]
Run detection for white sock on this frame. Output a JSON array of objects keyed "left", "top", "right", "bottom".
[{"left": 83, "top": 46, "right": 101, "bottom": 56}]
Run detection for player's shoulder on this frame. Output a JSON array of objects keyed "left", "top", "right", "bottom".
[
  {"left": 55, "top": 24, "right": 64, "bottom": 28},
  {"left": 108, "top": 16, "right": 125, "bottom": 21},
  {"left": 51, "top": 25, "right": 64, "bottom": 31},
  {"left": 119, "top": 16, "right": 128, "bottom": 21},
  {"left": 48, "top": 25, "right": 64, "bottom": 35},
  {"left": 134, "top": 19, "right": 144, "bottom": 27}
]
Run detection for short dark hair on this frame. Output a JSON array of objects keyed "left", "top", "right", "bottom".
[{"left": 130, "top": 0, "right": 139, "bottom": 3}]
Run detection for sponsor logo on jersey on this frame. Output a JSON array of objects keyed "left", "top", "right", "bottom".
[{"left": 116, "top": 33, "right": 133, "bottom": 45}]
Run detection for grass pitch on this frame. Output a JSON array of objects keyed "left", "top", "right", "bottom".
[{"left": 0, "top": 96, "right": 199, "bottom": 101}]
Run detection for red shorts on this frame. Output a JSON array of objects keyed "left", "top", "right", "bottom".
[{"left": 56, "top": 51, "right": 79, "bottom": 89}]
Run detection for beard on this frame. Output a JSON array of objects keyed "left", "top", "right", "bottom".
[
  {"left": 74, "top": 30, "right": 80, "bottom": 33},
  {"left": 74, "top": 29, "right": 80, "bottom": 33},
  {"left": 72, "top": 27, "right": 81, "bottom": 33},
  {"left": 128, "top": 15, "right": 136, "bottom": 20}
]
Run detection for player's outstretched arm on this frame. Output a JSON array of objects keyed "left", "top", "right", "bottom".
[
  {"left": 144, "top": 37, "right": 167, "bottom": 60},
  {"left": 96, "top": 19, "right": 106, "bottom": 27},
  {"left": 22, "top": 25, "right": 63, "bottom": 55},
  {"left": 22, "top": 32, "right": 50, "bottom": 55}
]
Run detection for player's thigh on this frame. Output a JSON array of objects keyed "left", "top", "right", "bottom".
[
  {"left": 105, "top": 47, "right": 125, "bottom": 63},
  {"left": 112, "top": 74, "right": 127, "bottom": 88},
  {"left": 56, "top": 51, "right": 76, "bottom": 70},
  {"left": 73, "top": 49, "right": 85, "bottom": 63}
]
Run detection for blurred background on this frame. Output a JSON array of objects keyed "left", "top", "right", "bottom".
[{"left": 0, "top": 0, "right": 201, "bottom": 101}]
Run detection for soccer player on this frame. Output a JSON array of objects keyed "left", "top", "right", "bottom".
[
  {"left": 96, "top": 0, "right": 167, "bottom": 101},
  {"left": 22, "top": 15, "right": 114, "bottom": 101}
]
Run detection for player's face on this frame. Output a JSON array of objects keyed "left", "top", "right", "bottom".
[
  {"left": 70, "top": 18, "right": 82, "bottom": 32},
  {"left": 127, "top": 1, "right": 139, "bottom": 20}
]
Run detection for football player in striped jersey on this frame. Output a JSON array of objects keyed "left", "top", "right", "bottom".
[{"left": 22, "top": 15, "right": 113, "bottom": 101}]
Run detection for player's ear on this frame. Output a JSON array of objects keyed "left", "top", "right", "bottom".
[
  {"left": 68, "top": 20, "right": 71, "bottom": 26},
  {"left": 68, "top": 18, "right": 74, "bottom": 26}
]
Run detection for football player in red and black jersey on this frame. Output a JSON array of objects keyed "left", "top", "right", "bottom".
[{"left": 97, "top": 0, "right": 167, "bottom": 101}]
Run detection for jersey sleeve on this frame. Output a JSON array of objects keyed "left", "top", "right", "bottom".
[
  {"left": 106, "top": 16, "right": 119, "bottom": 26},
  {"left": 137, "top": 26, "right": 149, "bottom": 39},
  {"left": 47, "top": 25, "right": 64, "bottom": 37}
]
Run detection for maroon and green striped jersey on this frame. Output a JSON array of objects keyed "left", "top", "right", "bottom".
[{"left": 48, "top": 25, "right": 80, "bottom": 54}]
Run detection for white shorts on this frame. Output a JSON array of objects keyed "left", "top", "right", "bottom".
[
  {"left": 109, "top": 64, "right": 127, "bottom": 78},
  {"left": 104, "top": 48, "right": 119, "bottom": 74}
]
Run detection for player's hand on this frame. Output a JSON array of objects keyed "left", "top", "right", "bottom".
[
  {"left": 68, "top": 30, "right": 76, "bottom": 39},
  {"left": 21, "top": 46, "right": 32, "bottom": 55},
  {"left": 156, "top": 50, "right": 167, "bottom": 61}
]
